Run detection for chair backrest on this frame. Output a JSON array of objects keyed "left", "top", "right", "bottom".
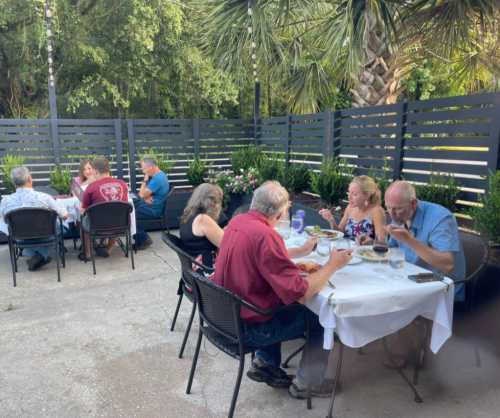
[
  {"left": 161, "top": 232, "right": 213, "bottom": 287},
  {"left": 187, "top": 269, "right": 242, "bottom": 343},
  {"left": 5, "top": 208, "right": 58, "bottom": 240},
  {"left": 459, "top": 230, "right": 489, "bottom": 281},
  {"left": 86, "top": 201, "right": 132, "bottom": 232},
  {"left": 290, "top": 202, "right": 330, "bottom": 229}
]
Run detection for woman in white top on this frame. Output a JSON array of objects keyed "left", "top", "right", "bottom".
[{"left": 319, "top": 175, "right": 386, "bottom": 243}]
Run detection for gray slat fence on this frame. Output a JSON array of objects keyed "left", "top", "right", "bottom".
[{"left": 1, "top": 93, "right": 499, "bottom": 210}]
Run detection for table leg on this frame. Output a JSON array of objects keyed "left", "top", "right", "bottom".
[{"left": 325, "top": 341, "right": 344, "bottom": 418}]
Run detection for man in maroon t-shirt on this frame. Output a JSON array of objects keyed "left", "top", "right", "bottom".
[
  {"left": 213, "top": 181, "right": 352, "bottom": 398},
  {"left": 80, "top": 157, "right": 129, "bottom": 258}
]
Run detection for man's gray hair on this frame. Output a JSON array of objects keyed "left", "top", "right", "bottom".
[
  {"left": 10, "top": 166, "right": 31, "bottom": 188},
  {"left": 386, "top": 180, "right": 417, "bottom": 202},
  {"left": 141, "top": 157, "right": 157, "bottom": 167},
  {"left": 250, "top": 181, "right": 289, "bottom": 217}
]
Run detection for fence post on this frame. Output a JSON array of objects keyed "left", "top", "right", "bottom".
[
  {"left": 285, "top": 114, "right": 292, "bottom": 167},
  {"left": 192, "top": 118, "right": 200, "bottom": 157},
  {"left": 487, "top": 95, "right": 500, "bottom": 183},
  {"left": 50, "top": 117, "right": 60, "bottom": 166},
  {"left": 332, "top": 110, "right": 341, "bottom": 158},
  {"left": 127, "top": 120, "right": 137, "bottom": 193},
  {"left": 323, "top": 110, "right": 333, "bottom": 159},
  {"left": 393, "top": 101, "right": 408, "bottom": 180},
  {"left": 114, "top": 119, "right": 124, "bottom": 179}
]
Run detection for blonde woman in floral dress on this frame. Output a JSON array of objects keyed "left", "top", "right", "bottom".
[{"left": 319, "top": 175, "right": 386, "bottom": 244}]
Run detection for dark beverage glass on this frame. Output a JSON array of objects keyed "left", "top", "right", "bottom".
[{"left": 373, "top": 239, "right": 388, "bottom": 254}]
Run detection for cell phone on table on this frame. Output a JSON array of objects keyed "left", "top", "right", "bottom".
[{"left": 407, "top": 273, "right": 441, "bottom": 283}]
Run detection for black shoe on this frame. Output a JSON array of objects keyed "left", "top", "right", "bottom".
[
  {"left": 247, "top": 358, "right": 293, "bottom": 388},
  {"left": 95, "top": 246, "right": 109, "bottom": 258},
  {"left": 27, "top": 254, "right": 52, "bottom": 271},
  {"left": 134, "top": 236, "right": 153, "bottom": 251}
]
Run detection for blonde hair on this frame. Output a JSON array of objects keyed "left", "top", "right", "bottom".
[
  {"left": 351, "top": 175, "right": 381, "bottom": 205},
  {"left": 181, "top": 183, "right": 223, "bottom": 223}
]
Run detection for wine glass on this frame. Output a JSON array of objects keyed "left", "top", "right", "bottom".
[
  {"left": 276, "top": 219, "right": 291, "bottom": 240},
  {"left": 389, "top": 247, "right": 405, "bottom": 269}
]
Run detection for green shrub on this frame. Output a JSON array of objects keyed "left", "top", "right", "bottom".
[
  {"left": 311, "top": 158, "right": 353, "bottom": 206},
  {"left": 281, "top": 163, "right": 310, "bottom": 194},
  {"left": 471, "top": 171, "right": 500, "bottom": 245},
  {"left": 367, "top": 162, "right": 392, "bottom": 198},
  {"left": 230, "top": 146, "right": 264, "bottom": 174},
  {"left": 140, "top": 148, "right": 174, "bottom": 173},
  {"left": 187, "top": 156, "right": 208, "bottom": 187},
  {"left": 1, "top": 155, "right": 26, "bottom": 193},
  {"left": 416, "top": 173, "right": 459, "bottom": 212},
  {"left": 49, "top": 166, "right": 73, "bottom": 195},
  {"left": 257, "top": 153, "right": 285, "bottom": 183}
]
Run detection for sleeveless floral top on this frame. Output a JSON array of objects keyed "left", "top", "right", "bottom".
[{"left": 344, "top": 217, "right": 375, "bottom": 240}]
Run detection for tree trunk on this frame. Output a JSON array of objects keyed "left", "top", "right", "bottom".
[{"left": 350, "top": 12, "right": 402, "bottom": 107}]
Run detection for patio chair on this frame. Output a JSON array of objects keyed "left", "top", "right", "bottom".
[
  {"left": 136, "top": 188, "right": 174, "bottom": 232},
  {"left": 5, "top": 207, "right": 66, "bottom": 287},
  {"left": 161, "top": 231, "right": 213, "bottom": 359},
  {"left": 457, "top": 230, "right": 490, "bottom": 311},
  {"left": 83, "top": 201, "right": 134, "bottom": 275},
  {"left": 290, "top": 202, "right": 330, "bottom": 229},
  {"left": 186, "top": 270, "right": 312, "bottom": 418}
]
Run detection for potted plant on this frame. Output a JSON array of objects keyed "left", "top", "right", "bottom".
[
  {"left": 1, "top": 155, "right": 26, "bottom": 193},
  {"left": 415, "top": 173, "right": 460, "bottom": 213},
  {"left": 140, "top": 148, "right": 174, "bottom": 173},
  {"left": 49, "top": 166, "right": 73, "bottom": 195},
  {"left": 186, "top": 156, "right": 208, "bottom": 187},
  {"left": 230, "top": 145, "right": 264, "bottom": 174},
  {"left": 311, "top": 157, "right": 353, "bottom": 207}
]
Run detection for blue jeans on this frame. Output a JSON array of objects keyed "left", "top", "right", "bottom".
[
  {"left": 242, "top": 305, "right": 331, "bottom": 386},
  {"left": 133, "top": 199, "right": 161, "bottom": 245}
]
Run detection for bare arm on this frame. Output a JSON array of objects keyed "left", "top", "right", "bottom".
[
  {"left": 288, "top": 237, "right": 318, "bottom": 258},
  {"left": 298, "top": 249, "right": 353, "bottom": 302},
  {"left": 138, "top": 174, "right": 153, "bottom": 201},
  {"left": 372, "top": 205, "right": 387, "bottom": 241},
  {"left": 193, "top": 214, "right": 224, "bottom": 247},
  {"left": 386, "top": 225, "right": 455, "bottom": 274},
  {"left": 337, "top": 206, "right": 350, "bottom": 233}
]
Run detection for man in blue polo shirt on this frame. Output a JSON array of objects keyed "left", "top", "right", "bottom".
[
  {"left": 134, "top": 157, "right": 170, "bottom": 250},
  {"left": 385, "top": 180, "right": 465, "bottom": 290}
]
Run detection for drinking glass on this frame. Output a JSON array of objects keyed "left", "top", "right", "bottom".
[
  {"left": 291, "top": 215, "right": 303, "bottom": 236},
  {"left": 276, "top": 219, "right": 291, "bottom": 240},
  {"left": 333, "top": 238, "right": 352, "bottom": 250},
  {"left": 316, "top": 238, "right": 331, "bottom": 257},
  {"left": 389, "top": 248, "right": 405, "bottom": 269}
]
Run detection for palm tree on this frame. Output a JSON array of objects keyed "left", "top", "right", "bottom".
[{"left": 200, "top": 0, "right": 499, "bottom": 110}]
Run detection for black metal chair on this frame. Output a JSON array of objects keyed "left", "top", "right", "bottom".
[
  {"left": 161, "top": 231, "right": 213, "bottom": 358},
  {"left": 186, "top": 270, "right": 312, "bottom": 418},
  {"left": 5, "top": 207, "right": 66, "bottom": 286},
  {"left": 456, "top": 230, "right": 490, "bottom": 310},
  {"left": 83, "top": 201, "right": 134, "bottom": 275},
  {"left": 290, "top": 202, "right": 331, "bottom": 229},
  {"left": 136, "top": 188, "right": 174, "bottom": 232}
]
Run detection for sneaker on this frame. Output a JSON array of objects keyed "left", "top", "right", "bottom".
[
  {"left": 288, "top": 379, "right": 338, "bottom": 399},
  {"left": 247, "top": 358, "right": 293, "bottom": 388},
  {"left": 27, "top": 254, "right": 52, "bottom": 271}
]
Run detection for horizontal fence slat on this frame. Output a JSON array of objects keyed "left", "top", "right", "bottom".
[
  {"left": 407, "top": 107, "right": 495, "bottom": 123},
  {"left": 402, "top": 160, "right": 488, "bottom": 176},
  {"left": 406, "top": 122, "right": 491, "bottom": 135},
  {"left": 407, "top": 92, "right": 498, "bottom": 111}
]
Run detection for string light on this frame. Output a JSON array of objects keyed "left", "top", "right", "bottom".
[
  {"left": 45, "top": 1, "right": 55, "bottom": 88},
  {"left": 247, "top": 0, "right": 258, "bottom": 83}
]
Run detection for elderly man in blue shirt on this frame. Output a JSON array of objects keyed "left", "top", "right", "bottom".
[
  {"left": 133, "top": 157, "right": 170, "bottom": 250},
  {"left": 385, "top": 180, "right": 465, "bottom": 289},
  {"left": 382, "top": 180, "right": 465, "bottom": 368}
]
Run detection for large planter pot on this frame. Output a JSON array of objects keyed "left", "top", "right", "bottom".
[{"left": 225, "top": 193, "right": 253, "bottom": 219}]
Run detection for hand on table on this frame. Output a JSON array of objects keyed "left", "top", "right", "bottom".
[
  {"left": 302, "top": 237, "right": 318, "bottom": 254},
  {"left": 356, "top": 234, "right": 372, "bottom": 246}
]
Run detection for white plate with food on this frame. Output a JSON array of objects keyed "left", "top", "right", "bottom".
[
  {"left": 304, "top": 226, "right": 344, "bottom": 240},
  {"left": 355, "top": 246, "right": 391, "bottom": 262},
  {"left": 347, "top": 256, "right": 363, "bottom": 265}
]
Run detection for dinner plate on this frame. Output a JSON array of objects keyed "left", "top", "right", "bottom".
[
  {"left": 355, "top": 246, "right": 391, "bottom": 262},
  {"left": 304, "top": 226, "right": 344, "bottom": 240}
]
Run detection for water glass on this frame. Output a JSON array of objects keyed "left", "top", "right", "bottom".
[
  {"left": 333, "top": 238, "right": 352, "bottom": 250},
  {"left": 291, "top": 215, "right": 303, "bottom": 236},
  {"left": 276, "top": 220, "right": 291, "bottom": 240},
  {"left": 316, "top": 238, "right": 331, "bottom": 257},
  {"left": 389, "top": 248, "right": 405, "bottom": 269}
]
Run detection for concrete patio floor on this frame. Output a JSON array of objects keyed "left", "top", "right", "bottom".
[{"left": 1, "top": 231, "right": 500, "bottom": 418}]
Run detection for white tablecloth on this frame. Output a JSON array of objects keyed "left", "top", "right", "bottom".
[
  {"left": 287, "top": 236, "right": 454, "bottom": 354},
  {"left": 56, "top": 196, "right": 137, "bottom": 236}
]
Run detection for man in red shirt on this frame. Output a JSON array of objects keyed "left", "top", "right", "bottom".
[
  {"left": 80, "top": 157, "right": 129, "bottom": 258},
  {"left": 213, "top": 181, "right": 352, "bottom": 398}
]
